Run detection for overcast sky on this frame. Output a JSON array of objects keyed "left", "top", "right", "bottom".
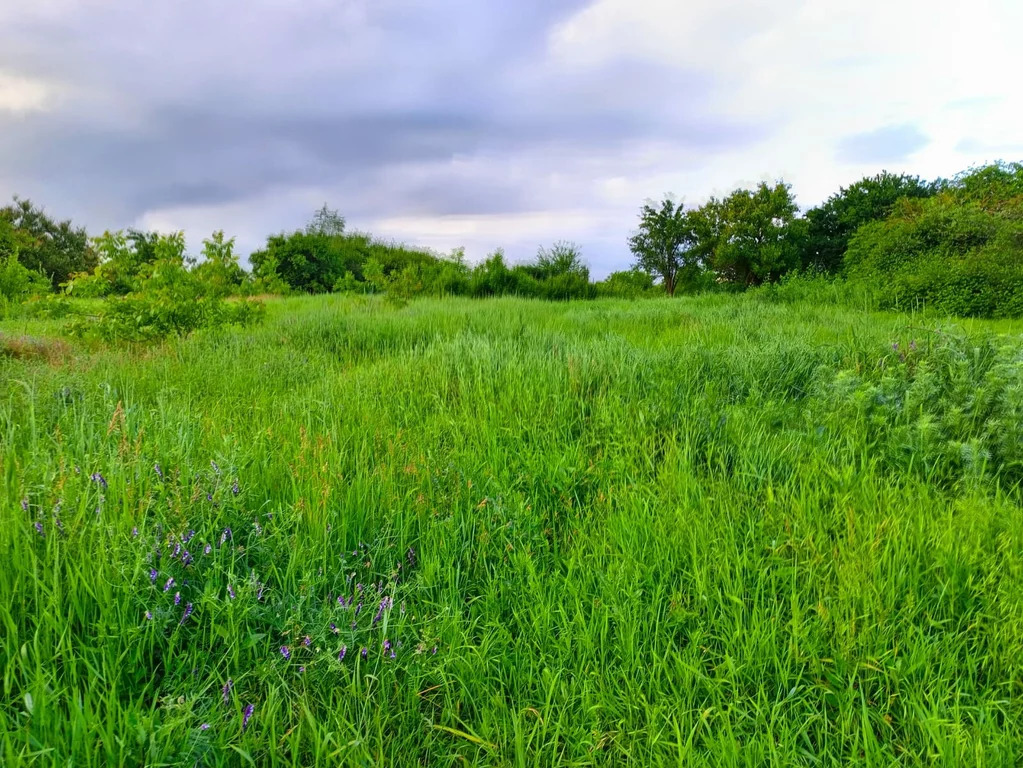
[{"left": 1, "top": 0, "right": 1021, "bottom": 277}]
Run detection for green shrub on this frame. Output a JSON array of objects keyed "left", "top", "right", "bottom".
[{"left": 845, "top": 164, "right": 1023, "bottom": 318}]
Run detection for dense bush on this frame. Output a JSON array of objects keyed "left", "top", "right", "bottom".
[
  {"left": 845, "top": 163, "right": 1023, "bottom": 317},
  {"left": 250, "top": 225, "right": 439, "bottom": 295},
  {"left": 800, "top": 172, "right": 935, "bottom": 273},
  {"left": 0, "top": 197, "right": 95, "bottom": 289},
  {"left": 67, "top": 231, "right": 264, "bottom": 341},
  {"left": 594, "top": 268, "right": 657, "bottom": 298}
]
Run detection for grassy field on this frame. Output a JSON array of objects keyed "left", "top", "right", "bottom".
[{"left": 2, "top": 294, "right": 1023, "bottom": 766}]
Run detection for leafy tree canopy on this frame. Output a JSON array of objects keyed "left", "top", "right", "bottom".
[{"left": 0, "top": 196, "right": 95, "bottom": 288}]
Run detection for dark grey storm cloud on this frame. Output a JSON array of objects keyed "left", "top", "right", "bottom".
[
  {"left": 0, "top": 0, "right": 762, "bottom": 270},
  {"left": 836, "top": 123, "right": 929, "bottom": 165}
]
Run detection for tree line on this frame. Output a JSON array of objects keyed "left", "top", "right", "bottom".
[{"left": 2, "top": 160, "right": 1022, "bottom": 322}]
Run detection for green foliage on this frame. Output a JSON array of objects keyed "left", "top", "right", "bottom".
[
  {"left": 251, "top": 217, "right": 438, "bottom": 295},
  {"left": 469, "top": 250, "right": 515, "bottom": 296},
  {"left": 0, "top": 251, "right": 50, "bottom": 311},
  {"left": 802, "top": 171, "right": 935, "bottom": 273},
  {"left": 0, "top": 196, "right": 95, "bottom": 289},
  {"left": 192, "top": 231, "right": 246, "bottom": 298},
  {"left": 71, "top": 293, "right": 265, "bottom": 342},
  {"left": 940, "top": 160, "right": 1023, "bottom": 205},
  {"left": 701, "top": 182, "right": 801, "bottom": 285},
  {"left": 628, "top": 197, "right": 698, "bottom": 295},
  {"left": 746, "top": 269, "right": 883, "bottom": 309},
  {"left": 845, "top": 164, "right": 1023, "bottom": 317},
  {"left": 250, "top": 231, "right": 347, "bottom": 294},
  {"left": 66, "top": 230, "right": 263, "bottom": 340},
  {"left": 594, "top": 268, "right": 657, "bottom": 298},
  {"left": 306, "top": 203, "right": 346, "bottom": 237}
]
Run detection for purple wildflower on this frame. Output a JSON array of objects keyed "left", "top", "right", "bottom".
[
  {"left": 222, "top": 680, "right": 233, "bottom": 704},
  {"left": 337, "top": 595, "right": 348, "bottom": 608},
  {"left": 200, "top": 723, "right": 210, "bottom": 731},
  {"left": 383, "top": 639, "right": 391, "bottom": 652},
  {"left": 172, "top": 542, "right": 181, "bottom": 559},
  {"left": 354, "top": 601, "right": 362, "bottom": 618},
  {"left": 431, "top": 645, "right": 438, "bottom": 655},
  {"left": 372, "top": 597, "right": 393, "bottom": 626},
  {"left": 390, "top": 650, "right": 396, "bottom": 660},
  {"left": 330, "top": 623, "right": 338, "bottom": 634},
  {"left": 253, "top": 520, "right": 262, "bottom": 535},
  {"left": 163, "top": 577, "right": 174, "bottom": 592},
  {"left": 154, "top": 462, "right": 163, "bottom": 480},
  {"left": 257, "top": 585, "right": 265, "bottom": 601},
  {"left": 339, "top": 646, "right": 347, "bottom": 661},
  {"left": 232, "top": 479, "right": 240, "bottom": 496},
  {"left": 227, "top": 584, "right": 236, "bottom": 600},
  {"left": 361, "top": 647, "right": 368, "bottom": 659},
  {"left": 180, "top": 603, "right": 193, "bottom": 623},
  {"left": 181, "top": 550, "right": 192, "bottom": 566},
  {"left": 211, "top": 460, "right": 220, "bottom": 475},
  {"left": 356, "top": 582, "right": 364, "bottom": 594},
  {"left": 131, "top": 526, "right": 139, "bottom": 537},
  {"left": 242, "top": 703, "right": 254, "bottom": 732},
  {"left": 145, "top": 611, "right": 153, "bottom": 621},
  {"left": 90, "top": 472, "right": 107, "bottom": 490},
  {"left": 182, "top": 529, "right": 196, "bottom": 543},
  {"left": 21, "top": 498, "right": 29, "bottom": 512},
  {"left": 34, "top": 521, "right": 44, "bottom": 537},
  {"left": 406, "top": 546, "right": 416, "bottom": 567},
  {"left": 892, "top": 341, "right": 899, "bottom": 352},
  {"left": 150, "top": 568, "right": 158, "bottom": 583},
  {"left": 174, "top": 591, "right": 182, "bottom": 606},
  {"left": 298, "top": 666, "right": 305, "bottom": 673},
  {"left": 303, "top": 635, "right": 311, "bottom": 647},
  {"left": 280, "top": 645, "right": 290, "bottom": 660}
]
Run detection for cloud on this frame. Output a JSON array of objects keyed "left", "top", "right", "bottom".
[
  {"left": 837, "top": 124, "right": 929, "bottom": 165},
  {"left": 0, "top": 0, "right": 1021, "bottom": 277},
  {"left": 0, "top": 70, "right": 57, "bottom": 114}
]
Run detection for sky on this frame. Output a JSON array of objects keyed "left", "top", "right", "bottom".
[{"left": 1, "top": 0, "right": 1021, "bottom": 278}]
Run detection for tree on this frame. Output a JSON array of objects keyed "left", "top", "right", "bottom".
[
  {"left": 306, "top": 204, "right": 346, "bottom": 237},
  {"left": 0, "top": 218, "right": 49, "bottom": 304},
  {"left": 802, "top": 171, "right": 934, "bottom": 272},
  {"left": 0, "top": 197, "right": 95, "bottom": 289},
  {"left": 704, "top": 182, "right": 800, "bottom": 286},
  {"left": 251, "top": 231, "right": 343, "bottom": 293},
  {"left": 531, "top": 241, "right": 588, "bottom": 281},
  {"left": 193, "top": 231, "right": 246, "bottom": 297},
  {"left": 628, "top": 197, "right": 699, "bottom": 296}
]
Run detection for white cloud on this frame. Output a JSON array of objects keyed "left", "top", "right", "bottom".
[{"left": 0, "top": 71, "right": 57, "bottom": 113}]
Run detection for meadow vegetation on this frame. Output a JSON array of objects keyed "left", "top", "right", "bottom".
[{"left": 2, "top": 293, "right": 1023, "bottom": 765}]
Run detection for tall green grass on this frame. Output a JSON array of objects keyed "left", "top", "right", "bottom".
[{"left": 2, "top": 295, "right": 1022, "bottom": 766}]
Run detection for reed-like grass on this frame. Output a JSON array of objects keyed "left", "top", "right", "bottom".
[{"left": 2, "top": 294, "right": 1022, "bottom": 766}]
